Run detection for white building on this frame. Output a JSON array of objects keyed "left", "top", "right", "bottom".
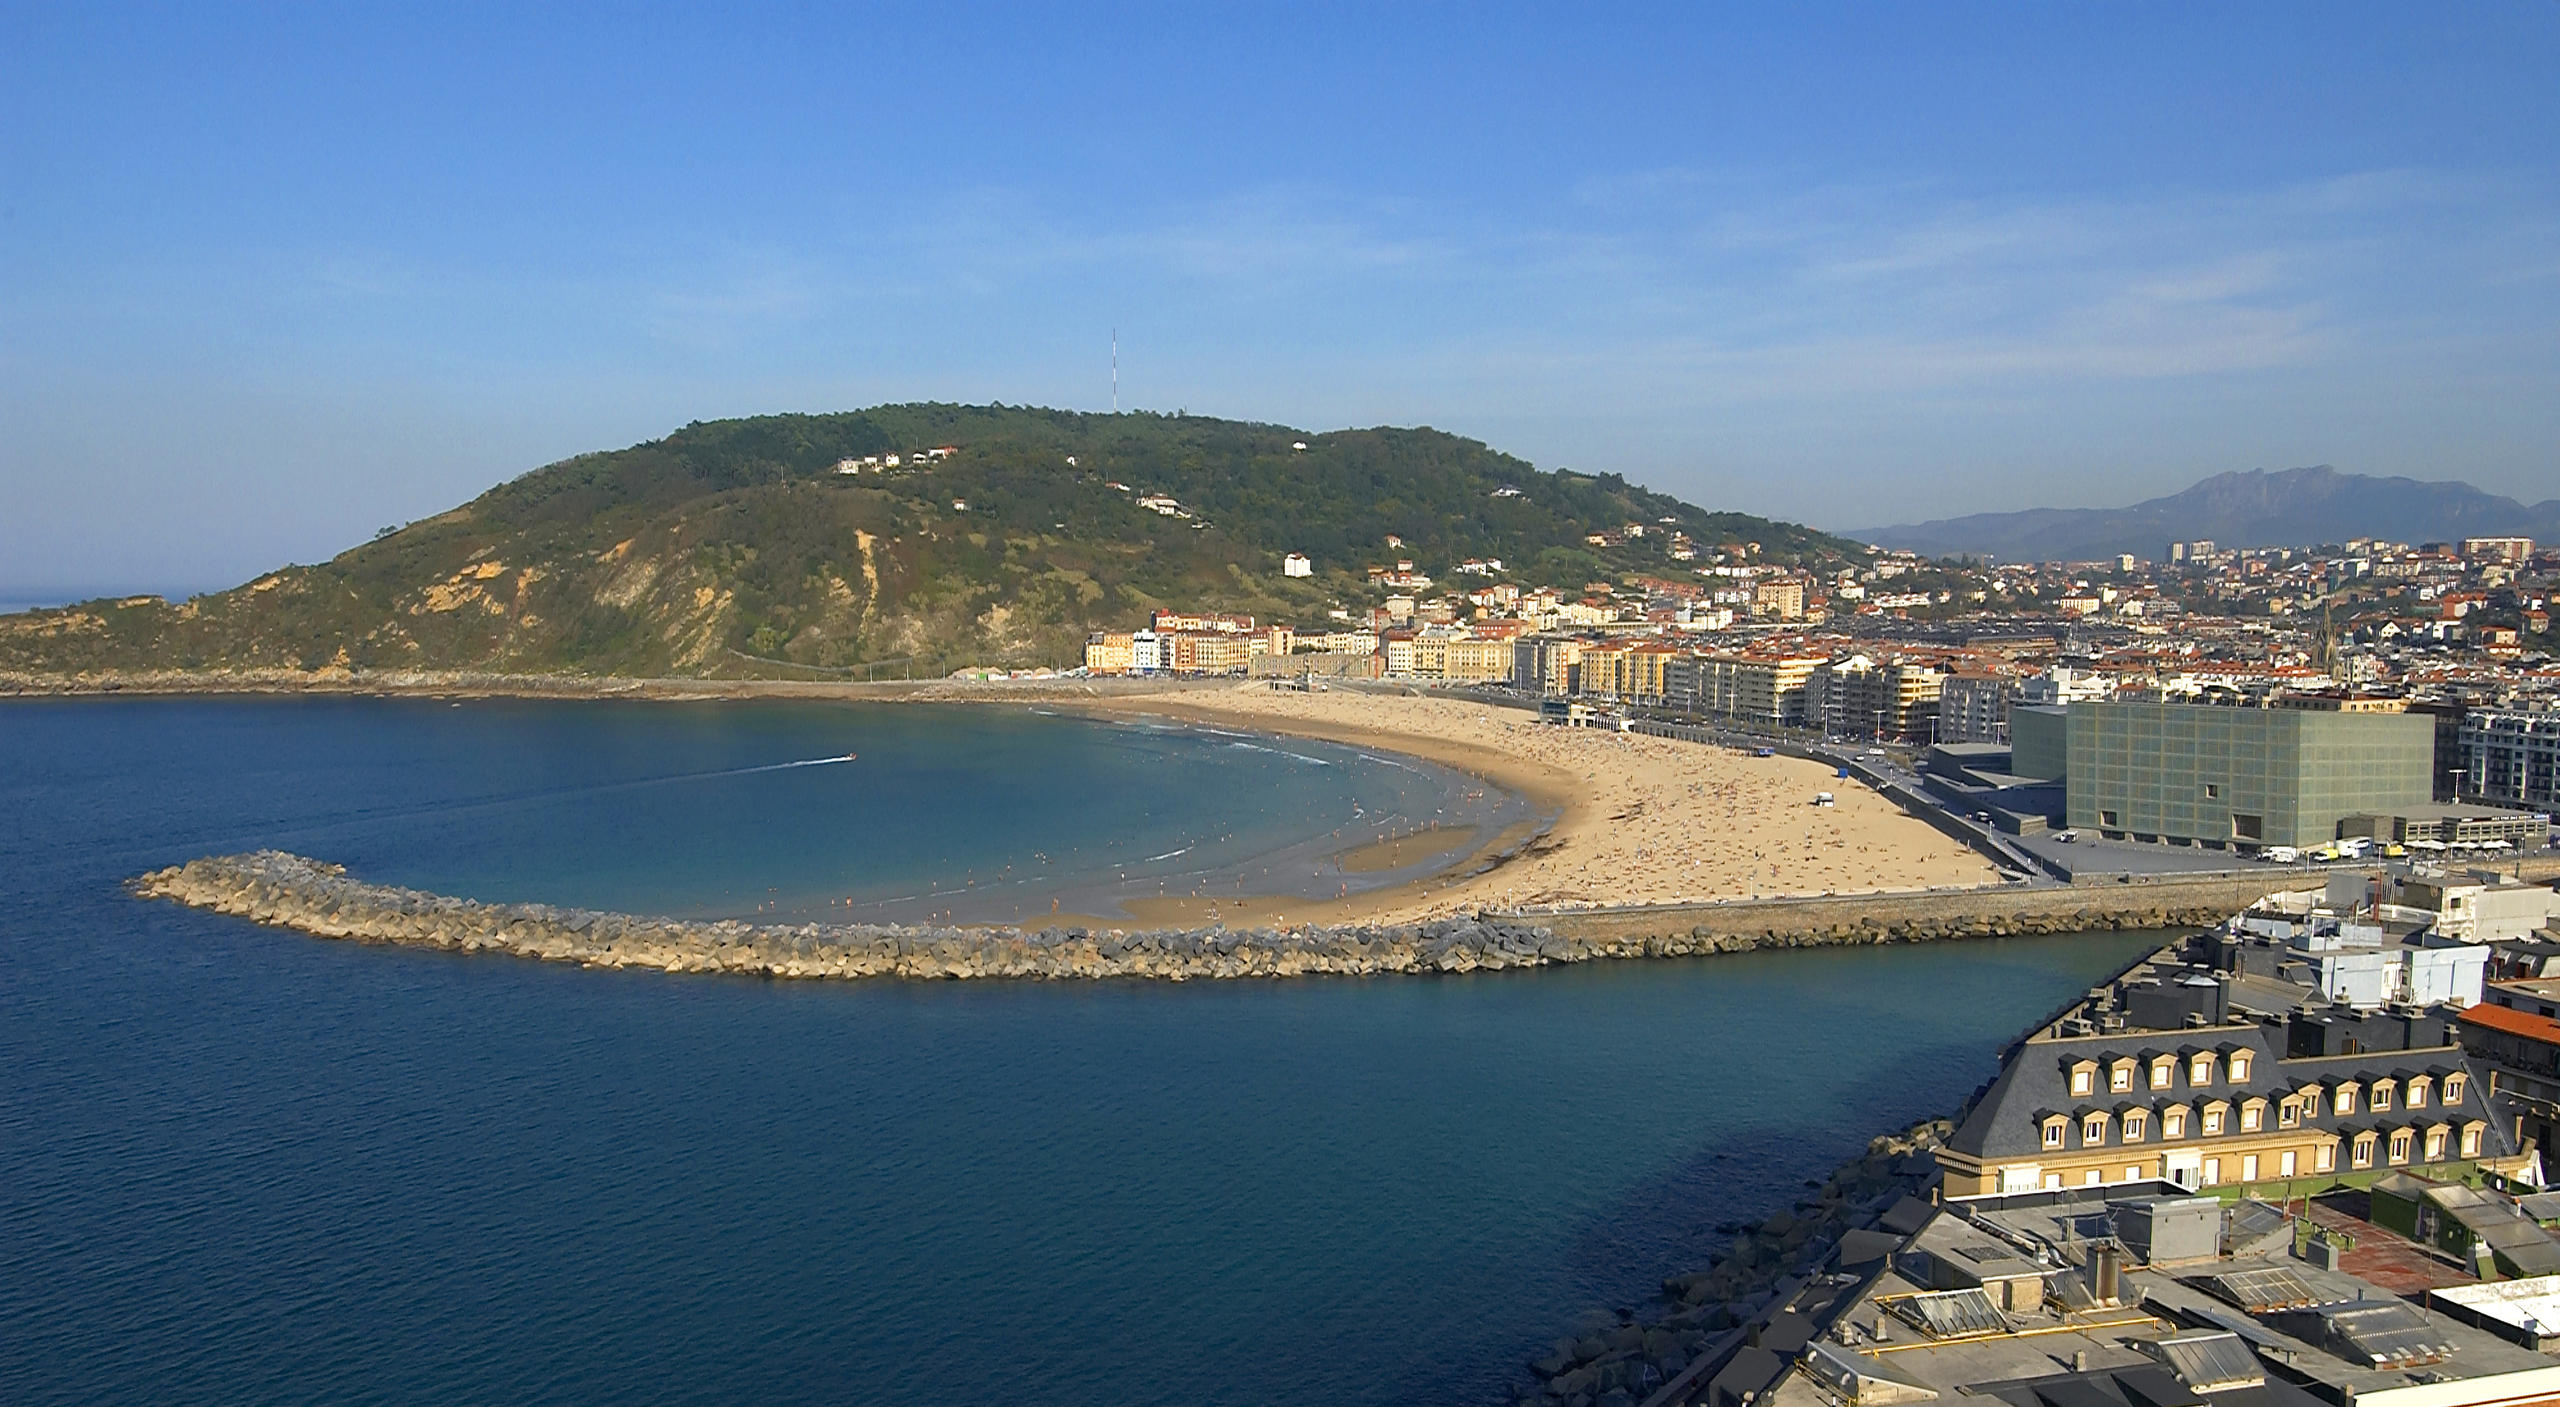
[
  {"left": 2464, "top": 710, "right": 2560, "bottom": 810},
  {"left": 1130, "top": 629, "right": 1163, "bottom": 674},
  {"left": 1282, "top": 553, "right": 1313, "bottom": 578}
]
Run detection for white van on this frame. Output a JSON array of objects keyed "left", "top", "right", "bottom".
[
  {"left": 2263, "top": 846, "right": 2301, "bottom": 863},
  {"left": 1813, "top": 792, "right": 1836, "bottom": 807}
]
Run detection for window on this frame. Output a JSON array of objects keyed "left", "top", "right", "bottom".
[
  {"left": 2203, "top": 1157, "right": 2221, "bottom": 1185},
  {"left": 2372, "top": 1084, "right": 2394, "bottom": 1113},
  {"left": 2463, "top": 1125, "right": 2483, "bottom": 1157},
  {"left": 2123, "top": 1112, "right": 2147, "bottom": 1142},
  {"left": 2280, "top": 1150, "right": 2297, "bottom": 1176},
  {"left": 2316, "top": 1144, "right": 2336, "bottom": 1172},
  {"left": 2043, "top": 1172, "right": 2063, "bottom": 1190},
  {"left": 2102, "top": 810, "right": 2121, "bottom": 828},
  {"left": 2408, "top": 1078, "right": 2430, "bottom": 1109},
  {"left": 2425, "top": 1131, "right": 2445, "bottom": 1160},
  {"left": 2352, "top": 1136, "right": 2376, "bottom": 1169},
  {"left": 2111, "top": 1065, "right": 2132, "bottom": 1093},
  {"left": 2203, "top": 1107, "right": 2225, "bottom": 1136},
  {"left": 2229, "top": 1053, "right": 2251, "bottom": 1081},
  {"left": 2071, "top": 1067, "right": 2093, "bottom": 1096},
  {"left": 2151, "top": 1061, "right": 2174, "bottom": 1090},
  {"left": 2084, "top": 1169, "right": 2102, "bottom": 1187},
  {"left": 2084, "top": 1115, "right": 2108, "bottom": 1145},
  {"left": 2191, "top": 1054, "right": 2216, "bottom": 1085},
  {"left": 2241, "top": 1104, "right": 2264, "bottom": 1133},
  {"left": 2242, "top": 1154, "right": 2259, "bottom": 1182},
  {"left": 2233, "top": 812, "right": 2263, "bottom": 841},
  {"left": 2165, "top": 1109, "right": 2188, "bottom": 1139},
  {"left": 2336, "top": 1086, "right": 2358, "bottom": 1116},
  {"left": 2125, "top": 1165, "right": 2144, "bottom": 1182},
  {"left": 2446, "top": 1075, "right": 2468, "bottom": 1105},
  {"left": 2204, "top": 783, "right": 2222, "bottom": 799},
  {"left": 2389, "top": 1132, "right": 2412, "bottom": 1164},
  {"left": 2280, "top": 1101, "right": 2302, "bottom": 1129},
  {"left": 2044, "top": 1121, "right": 2066, "bottom": 1149}
]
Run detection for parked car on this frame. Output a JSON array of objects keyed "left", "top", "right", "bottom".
[{"left": 2052, "top": 830, "right": 2078, "bottom": 843}]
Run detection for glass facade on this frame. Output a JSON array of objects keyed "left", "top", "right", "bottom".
[{"left": 2065, "top": 702, "right": 2433, "bottom": 849}]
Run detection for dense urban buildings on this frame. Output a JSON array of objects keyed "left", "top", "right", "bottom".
[{"left": 1080, "top": 530, "right": 2558, "bottom": 854}]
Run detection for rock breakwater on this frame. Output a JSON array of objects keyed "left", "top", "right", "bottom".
[
  {"left": 1516, "top": 1118, "right": 1955, "bottom": 1407},
  {"left": 134, "top": 852, "right": 2229, "bottom": 983}
]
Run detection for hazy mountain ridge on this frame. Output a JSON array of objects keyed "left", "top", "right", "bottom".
[
  {"left": 1849, "top": 466, "right": 2560, "bottom": 563},
  {"left": 0, "top": 404, "right": 1860, "bottom": 678}
]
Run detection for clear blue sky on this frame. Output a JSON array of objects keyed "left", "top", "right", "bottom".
[{"left": 4, "top": 3, "right": 2555, "bottom": 598}]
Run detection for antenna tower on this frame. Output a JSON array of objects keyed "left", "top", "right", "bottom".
[{"left": 1111, "top": 329, "right": 1119, "bottom": 414}]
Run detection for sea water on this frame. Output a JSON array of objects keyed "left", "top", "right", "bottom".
[{"left": 0, "top": 697, "right": 2160, "bottom": 1405}]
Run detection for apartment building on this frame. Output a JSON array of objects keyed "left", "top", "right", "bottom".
[
  {"left": 1664, "top": 653, "right": 1824, "bottom": 728},
  {"left": 2463, "top": 710, "right": 2560, "bottom": 810}
]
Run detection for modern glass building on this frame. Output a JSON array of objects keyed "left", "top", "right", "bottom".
[{"left": 2060, "top": 701, "right": 2433, "bottom": 850}]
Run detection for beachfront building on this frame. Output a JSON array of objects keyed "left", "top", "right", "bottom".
[
  {"left": 1940, "top": 1020, "right": 2518, "bottom": 1198},
  {"left": 1083, "top": 631, "right": 1136, "bottom": 674},
  {"left": 1663, "top": 653, "right": 1824, "bottom": 728},
  {"left": 1512, "top": 635, "right": 1585, "bottom": 696},
  {"left": 2036, "top": 700, "right": 2434, "bottom": 850},
  {"left": 1935, "top": 671, "right": 2015, "bottom": 744},
  {"left": 1808, "top": 658, "right": 1944, "bottom": 743},
  {"left": 2463, "top": 710, "right": 2560, "bottom": 811}
]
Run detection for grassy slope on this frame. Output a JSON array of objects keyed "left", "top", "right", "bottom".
[{"left": 0, "top": 405, "right": 1862, "bottom": 677}]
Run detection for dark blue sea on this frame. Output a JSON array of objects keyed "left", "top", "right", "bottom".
[{"left": 0, "top": 697, "right": 2159, "bottom": 1405}]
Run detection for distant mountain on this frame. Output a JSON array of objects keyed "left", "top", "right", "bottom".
[
  {"left": 1848, "top": 466, "right": 2560, "bottom": 563},
  {"left": 0, "top": 404, "right": 1860, "bottom": 678}
]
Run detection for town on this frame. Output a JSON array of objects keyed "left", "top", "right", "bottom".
[{"left": 1080, "top": 534, "right": 2560, "bottom": 849}]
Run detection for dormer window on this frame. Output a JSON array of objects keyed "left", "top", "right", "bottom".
[
  {"left": 2279, "top": 1100, "right": 2302, "bottom": 1129},
  {"left": 2372, "top": 1082, "right": 2395, "bottom": 1113},
  {"left": 2043, "top": 1117, "right": 2068, "bottom": 1149},
  {"left": 2071, "top": 1065, "right": 2094, "bottom": 1097},
  {"left": 2462, "top": 1124, "right": 2483, "bottom": 1157},
  {"left": 2240, "top": 1101, "right": 2265, "bottom": 1133},
  {"left": 2123, "top": 1111, "right": 2148, "bottom": 1142},
  {"left": 2352, "top": 1133, "right": 2378, "bottom": 1168},
  {"left": 2228, "top": 1052, "right": 2252, "bottom": 1082},
  {"left": 2191, "top": 1054, "right": 2217, "bottom": 1085},
  {"left": 2389, "top": 1131, "right": 2412, "bottom": 1164},
  {"left": 2111, "top": 1063, "right": 2133, "bottom": 1094},
  {"left": 2408, "top": 1077, "right": 2431, "bottom": 1109},
  {"left": 2425, "top": 1129, "right": 2446, "bottom": 1160},
  {"left": 2084, "top": 1114, "right": 2108, "bottom": 1146},
  {"left": 2446, "top": 1074, "right": 2468, "bottom": 1105},
  {"left": 2202, "top": 1106, "right": 2226, "bottom": 1136},
  {"left": 2336, "top": 1085, "right": 2359, "bottom": 1116},
  {"left": 2150, "top": 1059, "right": 2175, "bottom": 1090}
]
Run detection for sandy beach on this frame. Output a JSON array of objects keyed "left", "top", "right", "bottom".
[
  {"left": 7, "top": 668, "right": 2005, "bottom": 928},
  {"left": 1078, "top": 683, "right": 2001, "bottom": 926}
]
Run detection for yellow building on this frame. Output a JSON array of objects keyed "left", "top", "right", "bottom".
[{"left": 1083, "top": 632, "right": 1136, "bottom": 675}]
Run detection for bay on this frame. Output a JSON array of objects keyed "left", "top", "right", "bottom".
[{"left": 0, "top": 697, "right": 2160, "bottom": 1405}]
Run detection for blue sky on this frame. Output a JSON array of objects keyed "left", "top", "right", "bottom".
[{"left": 3, "top": 3, "right": 2556, "bottom": 599}]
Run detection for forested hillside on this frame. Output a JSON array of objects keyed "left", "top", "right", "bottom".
[{"left": 1, "top": 404, "right": 1859, "bottom": 677}]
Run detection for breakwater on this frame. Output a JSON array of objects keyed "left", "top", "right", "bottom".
[
  {"left": 1518, "top": 1118, "right": 1954, "bottom": 1407},
  {"left": 134, "top": 853, "right": 2233, "bottom": 982}
]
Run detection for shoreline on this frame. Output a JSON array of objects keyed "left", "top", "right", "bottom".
[{"left": 14, "top": 669, "right": 2007, "bottom": 926}]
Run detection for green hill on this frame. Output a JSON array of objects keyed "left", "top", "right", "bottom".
[{"left": 1, "top": 405, "right": 1863, "bottom": 678}]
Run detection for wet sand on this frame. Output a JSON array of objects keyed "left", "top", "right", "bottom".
[{"left": 1076, "top": 684, "right": 1999, "bottom": 925}]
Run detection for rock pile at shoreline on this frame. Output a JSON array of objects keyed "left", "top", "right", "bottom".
[
  {"left": 1516, "top": 1119, "right": 1954, "bottom": 1407},
  {"left": 133, "top": 852, "right": 2229, "bottom": 983}
]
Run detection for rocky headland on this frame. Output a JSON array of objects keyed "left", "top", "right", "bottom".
[{"left": 134, "top": 852, "right": 2231, "bottom": 982}]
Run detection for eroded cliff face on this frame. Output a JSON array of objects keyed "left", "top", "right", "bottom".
[{"left": 133, "top": 852, "right": 2231, "bottom": 983}]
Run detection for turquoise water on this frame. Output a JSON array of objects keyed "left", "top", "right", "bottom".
[{"left": 0, "top": 698, "right": 2161, "bottom": 1405}]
